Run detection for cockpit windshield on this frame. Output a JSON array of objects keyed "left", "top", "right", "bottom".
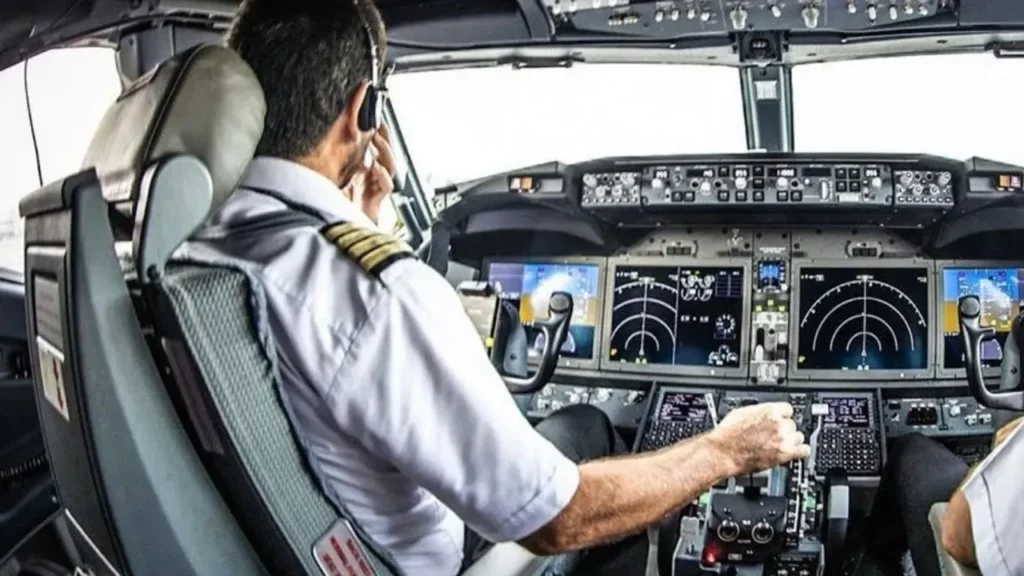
[
  {"left": 390, "top": 51, "right": 1024, "bottom": 193},
  {"left": 388, "top": 63, "right": 746, "bottom": 191},
  {"left": 794, "top": 53, "right": 1024, "bottom": 162}
]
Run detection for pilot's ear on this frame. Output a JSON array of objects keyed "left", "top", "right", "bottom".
[{"left": 342, "top": 80, "right": 371, "bottom": 139}]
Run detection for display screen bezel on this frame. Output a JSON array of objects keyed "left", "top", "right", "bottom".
[
  {"left": 935, "top": 260, "right": 1024, "bottom": 380},
  {"left": 482, "top": 256, "right": 607, "bottom": 371},
  {"left": 789, "top": 259, "right": 936, "bottom": 381},
  {"left": 599, "top": 256, "right": 752, "bottom": 378}
]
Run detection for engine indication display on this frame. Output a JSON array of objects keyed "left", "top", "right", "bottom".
[
  {"left": 941, "top": 267, "right": 1024, "bottom": 369},
  {"left": 608, "top": 265, "right": 745, "bottom": 369},
  {"left": 797, "top": 267, "right": 929, "bottom": 372},
  {"left": 487, "top": 261, "right": 602, "bottom": 360}
]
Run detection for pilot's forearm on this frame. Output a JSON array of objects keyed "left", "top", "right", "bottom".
[
  {"left": 520, "top": 434, "right": 733, "bottom": 555},
  {"left": 941, "top": 490, "right": 978, "bottom": 568}
]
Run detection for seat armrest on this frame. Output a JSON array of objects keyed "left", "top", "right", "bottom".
[
  {"left": 461, "top": 542, "right": 548, "bottom": 576},
  {"left": 929, "top": 503, "right": 982, "bottom": 576}
]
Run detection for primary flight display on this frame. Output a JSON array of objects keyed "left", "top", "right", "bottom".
[
  {"left": 607, "top": 265, "right": 746, "bottom": 368},
  {"left": 797, "top": 267, "right": 930, "bottom": 372},
  {"left": 487, "top": 261, "right": 603, "bottom": 360},
  {"left": 941, "top": 267, "right": 1024, "bottom": 369}
]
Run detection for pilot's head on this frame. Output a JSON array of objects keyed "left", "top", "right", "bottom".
[{"left": 226, "top": 0, "right": 386, "bottom": 190}]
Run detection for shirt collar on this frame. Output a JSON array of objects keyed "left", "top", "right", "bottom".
[{"left": 236, "top": 156, "right": 375, "bottom": 228}]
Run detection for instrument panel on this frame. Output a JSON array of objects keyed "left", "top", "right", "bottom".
[{"left": 480, "top": 228, "right": 1024, "bottom": 386}]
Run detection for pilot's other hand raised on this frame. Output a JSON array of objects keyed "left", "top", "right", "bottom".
[
  {"left": 344, "top": 123, "right": 397, "bottom": 225},
  {"left": 707, "top": 402, "right": 810, "bottom": 476}
]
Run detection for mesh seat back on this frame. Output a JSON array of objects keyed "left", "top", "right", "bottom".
[{"left": 155, "top": 262, "right": 398, "bottom": 576}]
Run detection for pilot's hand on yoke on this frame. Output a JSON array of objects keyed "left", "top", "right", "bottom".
[
  {"left": 708, "top": 402, "right": 811, "bottom": 476},
  {"left": 343, "top": 123, "right": 397, "bottom": 226}
]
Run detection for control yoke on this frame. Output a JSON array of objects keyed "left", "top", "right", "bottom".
[
  {"left": 957, "top": 296, "right": 1024, "bottom": 411},
  {"left": 485, "top": 291, "right": 574, "bottom": 395}
]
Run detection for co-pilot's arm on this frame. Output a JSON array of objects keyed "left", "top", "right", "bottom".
[{"left": 943, "top": 417, "right": 1024, "bottom": 572}]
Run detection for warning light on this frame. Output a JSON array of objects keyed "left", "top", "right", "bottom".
[{"left": 704, "top": 550, "right": 717, "bottom": 565}]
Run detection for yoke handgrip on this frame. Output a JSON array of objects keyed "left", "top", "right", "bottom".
[
  {"left": 958, "top": 296, "right": 1024, "bottom": 412},
  {"left": 502, "top": 292, "right": 574, "bottom": 395}
]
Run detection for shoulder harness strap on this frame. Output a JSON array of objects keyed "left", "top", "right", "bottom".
[{"left": 321, "top": 221, "right": 414, "bottom": 277}]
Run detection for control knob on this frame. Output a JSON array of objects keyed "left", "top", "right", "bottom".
[
  {"left": 621, "top": 173, "right": 637, "bottom": 186},
  {"left": 595, "top": 389, "right": 612, "bottom": 403},
  {"left": 889, "top": 4, "right": 898, "bottom": 19},
  {"left": 871, "top": 176, "right": 883, "bottom": 189},
  {"left": 949, "top": 404, "right": 962, "bottom": 417},
  {"left": 700, "top": 9, "right": 712, "bottom": 22},
  {"left": 802, "top": 4, "right": 820, "bottom": 28},
  {"left": 652, "top": 178, "right": 665, "bottom": 190},
  {"left": 717, "top": 520, "right": 740, "bottom": 543},
  {"left": 771, "top": 3, "right": 783, "bottom": 17},
  {"left": 611, "top": 185, "right": 623, "bottom": 197},
  {"left": 583, "top": 174, "right": 597, "bottom": 187},
  {"left": 731, "top": 6, "right": 748, "bottom": 29},
  {"left": 847, "top": 0, "right": 856, "bottom": 13},
  {"left": 904, "top": 2, "right": 914, "bottom": 14},
  {"left": 735, "top": 177, "right": 748, "bottom": 190},
  {"left": 900, "top": 171, "right": 914, "bottom": 186},
  {"left": 751, "top": 521, "right": 775, "bottom": 544},
  {"left": 867, "top": 3, "right": 877, "bottom": 22},
  {"left": 777, "top": 177, "right": 789, "bottom": 190},
  {"left": 655, "top": 9, "right": 664, "bottom": 22},
  {"left": 699, "top": 181, "right": 713, "bottom": 196},
  {"left": 687, "top": 6, "right": 697, "bottom": 19},
  {"left": 912, "top": 184, "right": 924, "bottom": 196},
  {"left": 938, "top": 171, "right": 952, "bottom": 186},
  {"left": 928, "top": 184, "right": 941, "bottom": 196},
  {"left": 820, "top": 180, "right": 832, "bottom": 200}
]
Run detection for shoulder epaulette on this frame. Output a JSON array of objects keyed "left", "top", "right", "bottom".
[{"left": 321, "top": 221, "right": 414, "bottom": 277}]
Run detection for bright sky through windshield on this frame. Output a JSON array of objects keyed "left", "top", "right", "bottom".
[
  {"left": 389, "top": 63, "right": 747, "bottom": 190},
  {"left": 795, "top": 53, "right": 1024, "bottom": 162}
]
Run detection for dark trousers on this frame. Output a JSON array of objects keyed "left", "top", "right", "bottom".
[
  {"left": 461, "top": 404, "right": 646, "bottom": 574},
  {"left": 869, "top": 433, "right": 969, "bottom": 576}
]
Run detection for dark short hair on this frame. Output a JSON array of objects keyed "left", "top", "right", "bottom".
[{"left": 226, "top": 0, "right": 386, "bottom": 159}]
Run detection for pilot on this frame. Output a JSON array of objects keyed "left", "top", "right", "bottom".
[
  {"left": 213, "top": 1, "right": 811, "bottom": 575},
  {"left": 869, "top": 418, "right": 1022, "bottom": 576}
]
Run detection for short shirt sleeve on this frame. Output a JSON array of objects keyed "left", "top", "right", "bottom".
[
  {"left": 961, "top": 421, "right": 1024, "bottom": 576},
  {"left": 325, "top": 259, "right": 580, "bottom": 542}
]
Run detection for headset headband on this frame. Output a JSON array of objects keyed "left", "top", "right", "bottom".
[{"left": 355, "top": 0, "right": 380, "bottom": 90}]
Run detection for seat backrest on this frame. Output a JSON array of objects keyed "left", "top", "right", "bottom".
[
  {"left": 80, "top": 44, "right": 401, "bottom": 575},
  {"left": 18, "top": 169, "right": 264, "bottom": 575}
]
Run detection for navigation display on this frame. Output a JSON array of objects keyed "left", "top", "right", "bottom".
[
  {"left": 658, "top": 392, "right": 712, "bottom": 423},
  {"left": 823, "top": 397, "right": 872, "bottom": 428},
  {"left": 942, "top": 267, "right": 1024, "bottom": 369},
  {"left": 608, "top": 265, "right": 745, "bottom": 368},
  {"left": 487, "top": 261, "right": 602, "bottom": 360},
  {"left": 797, "top": 267, "right": 929, "bottom": 372}
]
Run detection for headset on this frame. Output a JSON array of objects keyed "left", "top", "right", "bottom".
[{"left": 355, "top": 0, "right": 385, "bottom": 133}]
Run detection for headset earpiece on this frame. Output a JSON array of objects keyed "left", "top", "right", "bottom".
[{"left": 356, "top": 0, "right": 383, "bottom": 133}]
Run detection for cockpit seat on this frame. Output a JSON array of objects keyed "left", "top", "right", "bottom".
[{"left": 73, "top": 43, "right": 547, "bottom": 576}]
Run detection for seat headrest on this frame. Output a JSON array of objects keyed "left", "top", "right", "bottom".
[{"left": 83, "top": 44, "right": 265, "bottom": 219}]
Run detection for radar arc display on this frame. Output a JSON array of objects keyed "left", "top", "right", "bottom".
[
  {"left": 797, "top": 267, "right": 929, "bottom": 371},
  {"left": 608, "top": 265, "right": 745, "bottom": 368}
]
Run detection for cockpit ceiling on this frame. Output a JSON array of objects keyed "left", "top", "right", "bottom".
[{"left": 8, "top": 0, "right": 1024, "bottom": 73}]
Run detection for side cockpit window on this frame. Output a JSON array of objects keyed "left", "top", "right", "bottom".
[{"left": 0, "top": 47, "right": 121, "bottom": 276}]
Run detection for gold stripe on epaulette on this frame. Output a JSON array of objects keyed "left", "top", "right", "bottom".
[{"left": 322, "top": 221, "right": 413, "bottom": 277}]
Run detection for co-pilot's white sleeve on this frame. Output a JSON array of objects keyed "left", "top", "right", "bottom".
[
  {"left": 325, "top": 260, "right": 580, "bottom": 543},
  {"left": 961, "top": 422, "right": 1024, "bottom": 576}
]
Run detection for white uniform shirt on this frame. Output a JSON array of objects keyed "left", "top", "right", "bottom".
[
  {"left": 194, "top": 157, "right": 580, "bottom": 576},
  {"left": 961, "top": 420, "right": 1024, "bottom": 576}
]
